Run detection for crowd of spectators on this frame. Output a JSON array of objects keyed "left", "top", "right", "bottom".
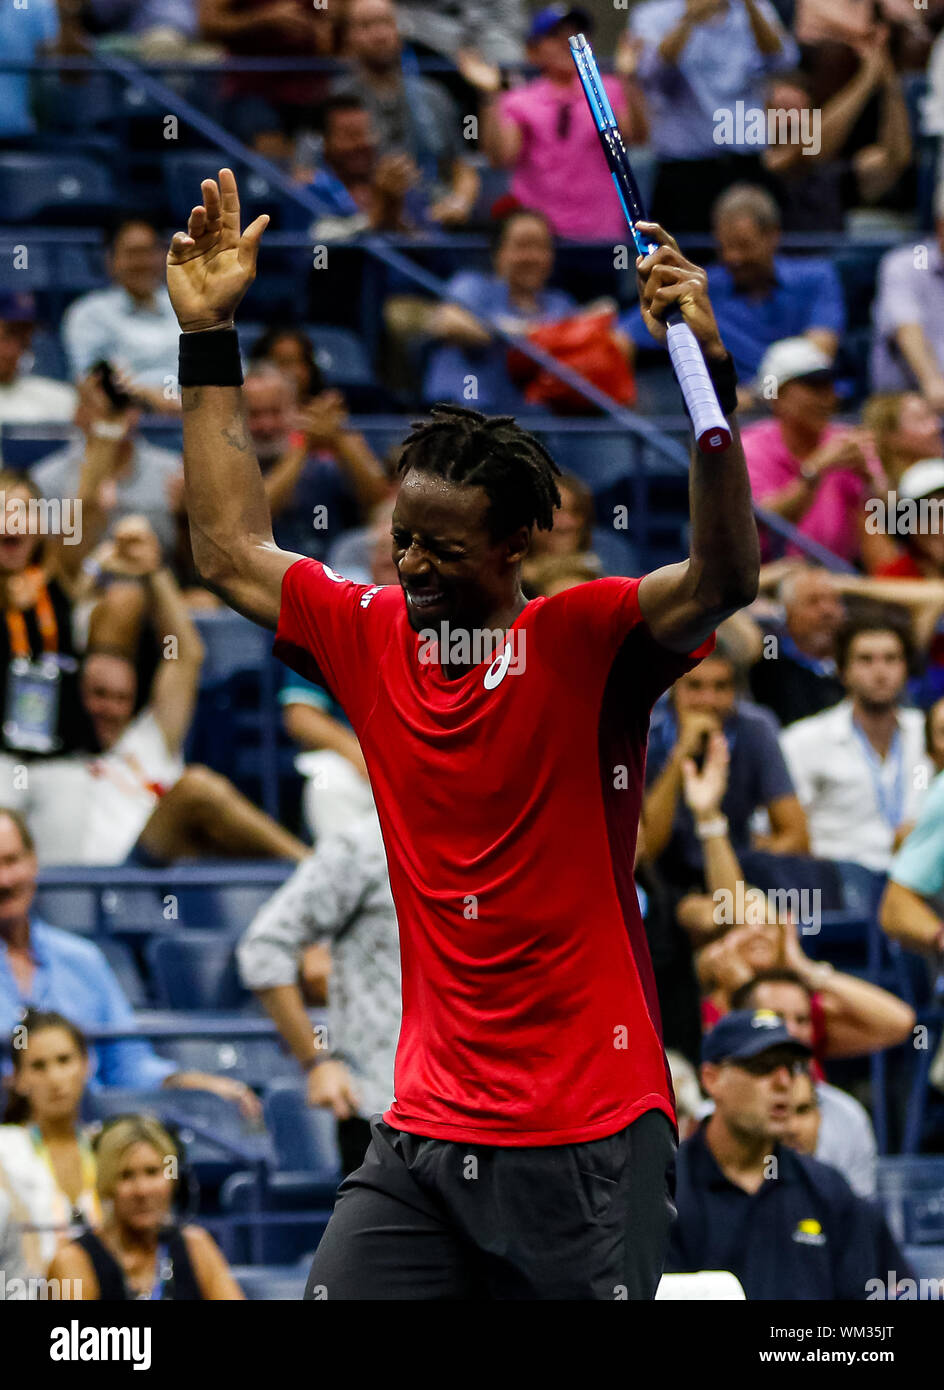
[{"left": 2, "top": 0, "right": 944, "bottom": 1303}]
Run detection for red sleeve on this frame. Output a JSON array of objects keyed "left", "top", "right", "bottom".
[
  {"left": 538, "top": 576, "right": 716, "bottom": 709},
  {"left": 272, "top": 558, "right": 398, "bottom": 731}
]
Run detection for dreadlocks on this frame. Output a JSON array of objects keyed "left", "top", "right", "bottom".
[{"left": 396, "top": 404, "right": 562, "bottom": 540}]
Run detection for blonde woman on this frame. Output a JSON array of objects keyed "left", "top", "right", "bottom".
[{"left": 48, "top": 1116, "right": 243, "bottom": 1300}]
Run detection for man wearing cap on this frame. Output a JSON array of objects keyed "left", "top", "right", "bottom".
[
  {"left": 0, "top": 294, "right": 76, "bottom": 427},
  {"left": 741, "top": 336, "right": 881, "bottom": 565},
  {"left": 470, "top": 7, "right": 647, "bottom": 242},
  {"left": 666, "top": 1009, "right": 906, "bottom": 1299}
]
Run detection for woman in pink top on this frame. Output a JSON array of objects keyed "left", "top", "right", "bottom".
[
  {"left": 741, "top": 337, "right": 884, "bottom": 564},
  {"left": 467, "top": 7, "right": 648, "bottom": 241}
]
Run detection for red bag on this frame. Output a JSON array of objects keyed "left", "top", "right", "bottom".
[{"left": 506, "top": 306, "right": 636, "bottom": 414}]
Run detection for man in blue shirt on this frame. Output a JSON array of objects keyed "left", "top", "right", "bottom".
[
  {"left": 667, "top": 1010, "right": 908, "bottom": 1299},
  {"left": 644, "top": 644, "right": 808, "bottom": 889},
  {"left": 622, "top": 184, "right": 845, "bottom": 400},
  {"left": 628, "top": 0, "right": 798, "bottom": 230},
  {"left": 0, "top": 0, "right": 59, "bottom": 142},
  {"left": 0, "top": 808, "right": 258, "bottom": 1112}
]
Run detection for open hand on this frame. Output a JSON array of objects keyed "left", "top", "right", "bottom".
[{"left": 167, "top": 168, "right": 269, "bottom": 332}]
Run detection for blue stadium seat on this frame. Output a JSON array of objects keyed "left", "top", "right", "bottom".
[
  {"left": 85, "top": 1087, "right": 273, "bottom": 1187},
  {"left": 98, "top": 938, "right": 149, "bottom": 1009},
  {"left": 220, "top": 1171, "right": 333, "bottom": 1263},
  {"left": 904, "top": 1245, "right": 944, "bottom": 1292},
  {"left": 163, "top": 154, "right": 288, "bottom": 228},
  {"left": 0, "top": 239, "right": 54, "bottom": 292},
  {"left": 147, "top": 932, "right": 250, "bottom": 1010},
  {"left": 28, "top": 328, "right": 69, "bottom": 382},
  {"left": 0, "top": 424, "right": 76, "bottom": 469},
  {"left": 192, "top": 610, "right": 270, "bottom": 685},
  {"left": 158, "top": 1037, "right": 298, "bottom": 1090},
  {"left": 877, "top": 1157, "right": 944, "bottom": 1245},
  {"left": 305, "top": 324, "right": 376, "bottom": 388},
  {"left": 230, "top": 1264, "right": 307, "bottom": 1300},
  {"left": 0, "top": 154, "right": 117, "bottom": 223},
  {"left": 263, "top": 1078, "right": 342, "bottom": 1181}
]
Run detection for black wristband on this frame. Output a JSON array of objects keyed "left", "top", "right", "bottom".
[
  {"left": 178, "top": 327, "right": 243, "bottom": 388},
  {"left": 705, "top": 350, "right": 738, "bottom": 416}
]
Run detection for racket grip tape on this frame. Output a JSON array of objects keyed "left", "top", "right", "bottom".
[{"left": 665, "top": 320, "right": 733, "bottom": 454}]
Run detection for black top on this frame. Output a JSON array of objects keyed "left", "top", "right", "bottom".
[
  {"left": 750, "top": 652, "right": 845, "bottom": 731},
  {"left": 0, "top": 577, "right": 94, "bottom": 757},
  {"left": 75, "top": 1226, "right": 204, "bottom": 1301}
]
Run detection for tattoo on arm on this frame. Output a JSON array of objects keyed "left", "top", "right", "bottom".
[
  {"left": 181, "top": 387, "right": 203, "bottom": 413},
  {"left": 221, "top": 420, "right": 252, "bottom": 453}
]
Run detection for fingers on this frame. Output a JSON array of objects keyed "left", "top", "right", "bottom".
[
  {"left": 237, "top": 213, "right": 270, "bottom": 273},
  {"left": 216, "top": 167, "right": 239, "bottom": 229},
  {"left": 636, "top": 221, "right": 681, "bottom": 256}
]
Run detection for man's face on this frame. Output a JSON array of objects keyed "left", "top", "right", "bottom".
[
  {"left": 784, "top": 1071, "right": 820, "bottom": 1154},
  {"left": 81, "top": 654, "right": 137, "bottom": 751},
  {"left": 495, "top": 215, "right": 554, "bottom": 298},
  {"left": 0, "top": 321, "right": 30, "bottom": 383},
  {"left": 892, "top": 393, "right": 942, "bottom": 463},
  {"left": 703, "top": 1046, "right": 808, "bottom": 1142},
  {"left": 0, "top": 814, "right": 38, "bottom": 930},
  {"left": 109, "top": 223, "right": 164, "bottom": 299},
  {"left": 673, "top": 656, "right": 737, "bottom": 723},
  {"left": 344, "top": 0, "right": 401, "bottom": 68},
  {"left": 841, "top": 630, "right": 907, "bottom": 711},
  {"left": 392, "top": 471, "right": 528, "bottom": 634},
  {"left": 715, "top": 214, "right": 779, "bottom": 293},
  {"left": 243, "top": 376, "right": 294, "bottom": 461},
  {"left": 324, "top": 108, "right": 377, "bottom": 184},
  {"left": 785, "top": 571, "right": 844, "bottom": 657},
  {"left": 749, "top": 980, "right": 814, "bottom": 1048},
  {"left": 772, "top": 378, "right": 837, "bottom": 434}
]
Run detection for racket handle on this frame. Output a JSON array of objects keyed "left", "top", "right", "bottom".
[{"left": 664, "top": 318, "right": 732, "bottom": 454}]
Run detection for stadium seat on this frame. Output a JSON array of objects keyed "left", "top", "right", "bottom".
[
  {"left": 0, "top": 154, "right": 117, "bottom": 223},
  {"left": 98, "top": 938, "right": 149, "bottom": 1009},
  {"left": 0, "top": 424, "right": 76, "bottom": 470},
  {"left": 28, "top": 328, "right": 69, "bottom": 382},
  {"left": 221, "top": 1171, "right": 333, "bottom": 1263},
  {"left": 904, "top": 1245, "right": 944, "bottom": 1292},
  {"left": 158, "top": 1037, "right": 298, "bottom": 1091},
  {"left": 163, "top": 153, "right": 289, "bottom": 229},
  {"left": 0, "top": 239, "right": 54, "bottom": 292},
  {"left": 85, "top": 1087, "right": 274, "bottom": 1187},
  {"left": 147, "top": 932, "right": 250, "bottom": 1010},
  {"left": 305, "top": 324, "right": 376, "bottom": 389},
  {"left": 229, "top": 1264, "right": 307, "bottom": 1300},
  {"left": 877, "top": 1156, "right": 944, "bottom": 1244},
  {"left": 263, "top": 1078, "right": 343, "bottom": 1181}
]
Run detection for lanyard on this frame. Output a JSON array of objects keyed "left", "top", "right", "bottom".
[
  {"left": 29, "top": 1124, "right": 102, "bottom": 1228},
  {"left": 5, "top": 568, "right": 59, "bottom": 658},
  {"left": 144, "top": 1242, "right": 173, "bottom": 1301},
  {"left": 850, "top": 719, "right": 906, "bottom": 829}
]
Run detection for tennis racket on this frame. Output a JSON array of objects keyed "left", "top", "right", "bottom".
[{"left": 570, "top": 33, "right": 732, "bottom": 454}]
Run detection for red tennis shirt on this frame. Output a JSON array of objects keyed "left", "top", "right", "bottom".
[{"left": 275, "top": 558, "right": 714, "bottom": 1145}]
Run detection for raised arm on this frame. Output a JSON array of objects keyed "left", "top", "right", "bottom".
[
  {"left": 166, "top": 169, "right": 301, "bottom": 629},
  {"left": 634, "top": 225, "right": 760, "bottom": 652}
]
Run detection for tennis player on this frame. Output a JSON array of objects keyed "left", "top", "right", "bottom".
[{"left": 167, "top": 169, "right": 759, "bottom": 1300}]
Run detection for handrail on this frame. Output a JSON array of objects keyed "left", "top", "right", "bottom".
[{"left": 8, "top": 51, "right": 861, "bottom": 569}]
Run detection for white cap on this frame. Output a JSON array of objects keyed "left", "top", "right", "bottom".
[
  {"left": 755, "top": 337, "right": 834, "bottom": 392},
  {"left": 897, "top": 458, "right": 944, "bottom": 501}
]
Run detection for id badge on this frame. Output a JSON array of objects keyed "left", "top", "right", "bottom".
[{"left": 3, "top": 657, "right": 62, "bottom": 753}]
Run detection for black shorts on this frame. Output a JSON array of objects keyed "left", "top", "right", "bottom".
[{"left": 306, "top": 1107, "right": 677, "bottom": 1300}]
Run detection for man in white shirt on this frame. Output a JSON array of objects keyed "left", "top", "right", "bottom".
[
  {"left": 780, "top": 613, "right": 932, "bottom": 871},
  {"left": 0, "top": 294, "right": 76, "bottom": 427},
  {"left": 27, "top": 517, "right": 307, "bottom": 867},
  {"left": 61, "top": 220, "right": 181, "bottom": 410}
]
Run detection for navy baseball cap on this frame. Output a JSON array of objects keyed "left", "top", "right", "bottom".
[
  {"left": 528, "top": 5, "right": 593, "bottom": 42},
  {"left": 0, "top": 291, "right": 36, "bottom": 323},
  {"left": 701, "top": 1009, "right": 812, "bottom": 1065}
]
